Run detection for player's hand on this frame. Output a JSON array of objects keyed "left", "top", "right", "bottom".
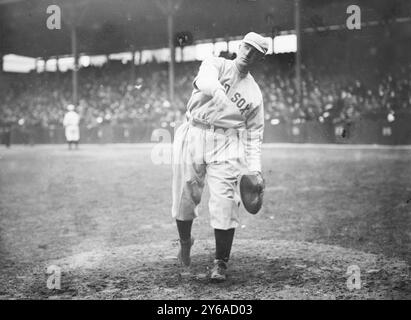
[
  {"left": 250, "top": 171, "right": 264, "bottom": 183},
  {"left": 212, "top": 88, "right": 231, "bottom": 109}
]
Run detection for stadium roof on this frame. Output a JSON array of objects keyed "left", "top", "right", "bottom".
[{"left": 0, "top": 0, "right": 409, "bottom": 58}]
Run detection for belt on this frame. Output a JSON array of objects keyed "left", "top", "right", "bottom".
[{"left": 188, "top": 117, "right": 231, "bottom": 133}]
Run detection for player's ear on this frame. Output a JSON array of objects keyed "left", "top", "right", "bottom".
[{"left": 259, "top": 53, "right": 266, "bottom": 62}]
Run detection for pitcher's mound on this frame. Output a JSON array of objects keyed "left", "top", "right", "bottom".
[{"left": 26, "top": 240, "right": 411, "bottom": 299}]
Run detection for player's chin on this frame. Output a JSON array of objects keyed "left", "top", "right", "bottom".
[{"left": 237, "top": 59, "right": 249, "bottom": 68}]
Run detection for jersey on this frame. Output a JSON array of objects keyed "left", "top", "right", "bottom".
[
  {"left": 185, "top": 57, "right": 265, "bottom": 172},
  {"left": 63, "top": 111, "right": 80, "bottom": 142},
  {"left": 63, "top": 111, "right": 80, "bottom": 127}
]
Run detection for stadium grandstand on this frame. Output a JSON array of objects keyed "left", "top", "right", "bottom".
[{"left": 1, "top": 0, "right": 411, "bottom": 144}]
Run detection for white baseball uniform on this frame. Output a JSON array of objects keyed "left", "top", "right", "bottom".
[
  {"left": 172, "top": 56, "right": 264, "bottom": 230},
  {"left": 63, "top": 110, "right": 80, "bottom": 142}
]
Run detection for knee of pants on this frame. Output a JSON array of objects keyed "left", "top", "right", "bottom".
[
  {"left": 208, "top": 194, "right": 241, "bottom": 230},
  {"left": 172, "top": 179, "right": 204, "bottom": 220}
]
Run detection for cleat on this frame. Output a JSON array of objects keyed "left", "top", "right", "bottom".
[
  {"left": 177, "top": 237, "right": 194, "bottom": 267},
  {"left": 210, "top": 259, "right": 227, "bottom": 282}
]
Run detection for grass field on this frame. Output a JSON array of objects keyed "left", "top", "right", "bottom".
[{"left": 0, "top": 144, "right": 410, "bottom": 299}]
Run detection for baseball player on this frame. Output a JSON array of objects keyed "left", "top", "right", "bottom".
[
  {"left": 172, "top": 32, "right": 268, "bottom": 282},
  {"left": 63, "top": 104, "right": 80, "bottom": 150}
]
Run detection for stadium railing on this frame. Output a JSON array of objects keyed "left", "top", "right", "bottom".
[{"left": 2, "top": 117, "right": 411, "bottom": 145}]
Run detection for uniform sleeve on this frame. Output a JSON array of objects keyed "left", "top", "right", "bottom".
[
  {"left": 193, "top": 57, "right": 225, "bottom": 96},
  {"left": 63, "top": 113, "right": 68, "bottom": 126},
  {"left": 243, "top": 100, "right": 264, "bottom": 173},
  {"left": 74, "top": 113, "right": 80, "bottom": 126}
]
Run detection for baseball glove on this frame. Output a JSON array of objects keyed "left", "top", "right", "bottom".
[{"left": 239, "top": 172, "right": 265, "bottom": 214}]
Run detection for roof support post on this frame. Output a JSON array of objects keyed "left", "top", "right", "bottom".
[
  {"left": 294, "top": 0, "right": 302, "bottom": 111},
  {"left": 35, "top": 58, "right": 40, "bottom": 73},
  {"left": 167, "top": 12, "right": 175, "bottom": 104},
  {"left": 154, "top": 0, "right": 183, "bottom": 106},
  {"left": 56, "top": 56, "right": 60, "bottom": 73},
  {"left": 71, "top": 25, "right": 79, "bottom": 106},
  {"left": 55, "top": 56, "right": 60, "bottom": 81},
  {"left": 130, "top": 46, "right": 136, "bottom": 83}
]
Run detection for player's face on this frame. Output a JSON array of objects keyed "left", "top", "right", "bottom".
[{"left": 237, "top": 42, "right": 264, "bottom": 68}]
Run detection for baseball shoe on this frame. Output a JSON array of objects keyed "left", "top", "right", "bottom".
[
  {"left": 210, "top": 259, "right": 227, "bottom": 282},
  {"left": 177, "top": 237, "right": 194, "bottom": 267}
]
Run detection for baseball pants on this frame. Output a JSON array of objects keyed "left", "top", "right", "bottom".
[
  {"left": 171, "top": 121, "right": 247, "bottom": 230},
  {"left": 65, "top": 125, "right": 80, "bottom": 142}
]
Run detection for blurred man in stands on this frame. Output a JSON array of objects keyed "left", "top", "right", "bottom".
[{"left": 1, "top": 122, "right": 12, "bottom": 148}]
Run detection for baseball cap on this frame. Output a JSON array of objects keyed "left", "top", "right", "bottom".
[{"left": 242, "top": 32, "right": 269, "bottom": 55}]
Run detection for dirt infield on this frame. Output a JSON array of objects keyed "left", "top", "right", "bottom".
[
  {"left": 0, "top": 144, "right": 410, "bottom": 299},
  {"left": 5, "top": 240, "right": 408, "bottom": 300}
]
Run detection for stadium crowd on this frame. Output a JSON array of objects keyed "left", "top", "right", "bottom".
[{"left": 1, "top": 53, "right": 411, "bottom": 131}]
